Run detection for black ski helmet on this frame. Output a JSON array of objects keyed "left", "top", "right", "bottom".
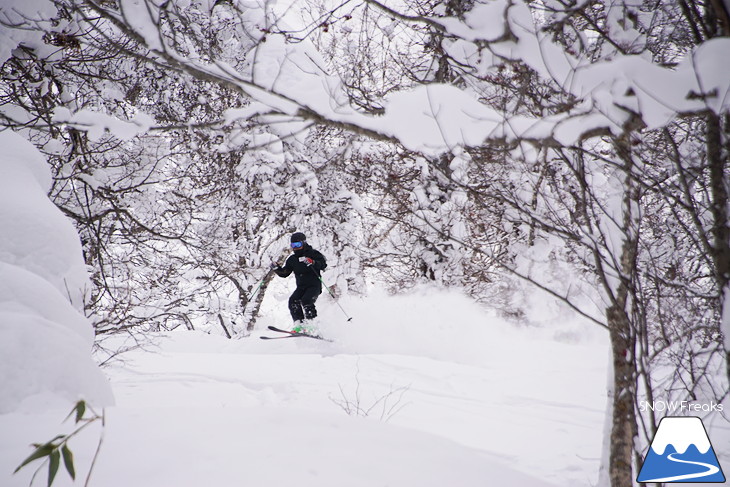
[{"left": 290, "top": 232, "right": 306, "bottom": 243}]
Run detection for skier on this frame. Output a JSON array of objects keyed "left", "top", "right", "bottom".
[{"left": 272, "top": 232, "right": 327, "bottom": 332}]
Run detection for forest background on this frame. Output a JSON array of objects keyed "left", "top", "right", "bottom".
[{"left": 1, "top": 0, "right": 729, "bottom": 485}]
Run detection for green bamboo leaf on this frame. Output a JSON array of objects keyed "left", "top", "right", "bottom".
[
  {"left": 75, "top": 400, "right": 86, "bottom": 423},
  {"left": 61, "top": 444, "right": 76, "bottom": 480},
  {"left": 48, "top": 449, "right": 60, "bottom": 487},
  {"left": 13, "top": 444, "right": 53, "bottom": 473}
]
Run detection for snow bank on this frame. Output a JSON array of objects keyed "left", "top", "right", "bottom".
[{"left": 0, "top": 131, "right": 113, "bottom": 413}]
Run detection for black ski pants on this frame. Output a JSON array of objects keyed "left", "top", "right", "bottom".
[{"left": 288, "top": 285, "right": 321, "bottom": 322}]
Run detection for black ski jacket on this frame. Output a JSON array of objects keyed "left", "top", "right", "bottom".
[{"left": 274, "top": 244, "right": 327, "bottom": 289}]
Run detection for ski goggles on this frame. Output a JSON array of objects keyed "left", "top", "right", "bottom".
[{"left": 291, "top": 241, "right": 304, "bottom": 249}]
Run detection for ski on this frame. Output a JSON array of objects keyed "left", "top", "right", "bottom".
[
  {"left": 259, "top": 334, "right": 301, "bottom": 340},
  {"left": 260, "top": 325, "right": 332, "bottom": 342}
]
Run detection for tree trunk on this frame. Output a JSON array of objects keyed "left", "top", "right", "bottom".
[
  {"left": 243, "top": 247, "right": 290, "bottom": 333},
  {"left": 607, "top": 304, "right": 638, "bottom": 487},
  {"left": 245, "top": 268, "right": 277, "bottom": 333},
  {"left": 597, "top": 347, "right": 614, "bottom": 487},
  {"left": 706, "top": 112, "right": 730, "bottom": 383},
  {"left": 605, "top": 135, "right": 641, "bottom": 487}
]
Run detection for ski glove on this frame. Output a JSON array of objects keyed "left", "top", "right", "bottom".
[{"left": 299, "top": 257, "right": 314, "bottom": 266}]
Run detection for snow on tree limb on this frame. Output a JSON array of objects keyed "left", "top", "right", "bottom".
[{"left": 5, "top": 0, "right": 726, "bottom": 157}]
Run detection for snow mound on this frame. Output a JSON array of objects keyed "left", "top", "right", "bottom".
[{"left": 0, "top": 130, "right": 113, "bottom": 413}]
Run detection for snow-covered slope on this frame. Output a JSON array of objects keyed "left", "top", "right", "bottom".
[{"left": 1, "top": 286, "right": 616, "bottom": 487}]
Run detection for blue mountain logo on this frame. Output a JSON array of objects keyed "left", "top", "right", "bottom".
[{"left": 637, "top": 416, "right": 726, "bottom": 483}]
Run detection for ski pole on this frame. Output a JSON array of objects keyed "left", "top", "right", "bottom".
[{"left": 314, "top": 272, "right": 353, "bottom": 322}]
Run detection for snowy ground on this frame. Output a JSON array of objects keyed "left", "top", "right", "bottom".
[{"left": 1, "top": 286, "right": 621, "bottom": 487}]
